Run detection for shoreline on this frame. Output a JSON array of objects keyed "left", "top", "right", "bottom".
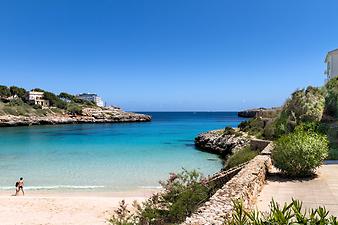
[
  {"left": 0, "top": 189, "right": 158, "bottom": 225},
  {"left": 0, "top": 113, "right": 151, "bottom": 127}
]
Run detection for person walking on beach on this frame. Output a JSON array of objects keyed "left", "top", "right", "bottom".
[{"left": 15, "top": 177, "right": 24, "bottom": 196}]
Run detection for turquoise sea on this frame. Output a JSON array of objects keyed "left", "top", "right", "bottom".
[{"left": 0, "top": 112, "right": 246, "bottom": 192}]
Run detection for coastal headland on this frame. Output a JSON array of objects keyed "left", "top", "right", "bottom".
[
  {"left": 0, "top": 107, "right": 151, "bottom": 127},
  {"left": 0, "top": 86, "right": 151, "bottom": 127}
]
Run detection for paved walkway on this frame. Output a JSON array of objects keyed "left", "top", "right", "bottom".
[{"left": 256, "top": 164, "right": 338, "bottom": 216}]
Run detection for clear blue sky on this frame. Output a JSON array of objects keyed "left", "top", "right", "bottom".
[{"left": 1, "top": 0, "right": 337, "bottom": 111}]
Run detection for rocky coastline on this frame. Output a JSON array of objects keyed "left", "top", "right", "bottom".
[
  {"left": 0, "top": 107, "right": 151, "bottom": 127},
  {"left": 195, "top": 129, "right": 250, "bottom": 157},
  {"left": 238, "top": 107, "right": 281, "bottom": 118}
]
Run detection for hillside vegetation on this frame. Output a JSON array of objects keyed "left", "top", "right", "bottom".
[
  {"left": 238, "top": 77, "right": 338, "bottom": 159},
  {"left": 0, "top": 85, "right": 98, "bottom": 117}
]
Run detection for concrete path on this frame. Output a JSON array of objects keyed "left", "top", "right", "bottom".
[{"left": 256, "top": 164, "right": 338, "bottom": 216}]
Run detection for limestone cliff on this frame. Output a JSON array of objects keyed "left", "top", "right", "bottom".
[{"left": 0, "top": 107, "right": 151, "bottom": 127}]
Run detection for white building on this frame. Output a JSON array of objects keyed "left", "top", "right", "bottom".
[
  {"left": 26, "top": 91, "right": 50, "bottom": 107},
  {"left": 325, "top": 49, "right": 338, "bottom": 82},
  {"left": 77, "top": 93, "right": 104, "bottom": 107}
]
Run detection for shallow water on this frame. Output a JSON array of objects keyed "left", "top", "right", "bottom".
[{"left": 0, "top": 112, "right": 246, "bottom": 192}]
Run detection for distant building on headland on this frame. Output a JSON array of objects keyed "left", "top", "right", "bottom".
[
  {"left": 26, "top": 91, "right": 50, "bottom": 107},
  {"left": 77, "top": 93, "right": 104, "bottom": 107},
  {"left": 325, "top": 49, "right": 338, "bottom": 82}
]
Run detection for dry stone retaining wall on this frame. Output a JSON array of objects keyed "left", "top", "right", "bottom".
[{"left": 182, "top": 151, "right": 272, "bottom": 225}]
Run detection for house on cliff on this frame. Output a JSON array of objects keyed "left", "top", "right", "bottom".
[
  {"left": 325, "top": 49, "right": 338, "bottom": 82},
  {"left": 26, "top": 91, "right": 50, "bottom": 107}
]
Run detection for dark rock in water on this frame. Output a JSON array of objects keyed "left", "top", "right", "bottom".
[
  {"left": 238, "top": 109, "right": 259, "bottom": 118},
  {"left": 195, "top": 129, "right": 250, "bottom": 157}
]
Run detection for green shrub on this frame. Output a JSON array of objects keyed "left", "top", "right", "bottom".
[
  {"left": 274, "top": 86, "right": 325, "bottom": 138},
  {"left": 238, "top": 118, "right": 265, "bottom": 138},
  {"left": 0, "top": 85, "right": 11, "bottom": 97},
  {"left": 108, "top": 200, "right": 136, "bottom": 225},
  {"left": 228, "top": 199, "right": 338, "bottom": 225},
  {"left": 272, "top": 130, "right": 329, "bottom": 177},
  {"left": 8, "top": 98, "right": 24, "bottom": 106},
  {"left": 9, "top": 86, "right": 26, "bottom": 100},
  {"left": 225, "top": 146, "right": 258, "bottom": 169},
  {"left": 66, "top": 104, "right": 83, "bottom": 115},
  {"left": 109, "top": 169, "right": 211, "bottom": 225},
  {"left": 43, "top": 91, "right": 67, "bottom": 109},
  {"left": 324, "top": 76, "right": 338, "bottom": 118}
]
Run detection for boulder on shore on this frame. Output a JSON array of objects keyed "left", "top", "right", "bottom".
[{"left": 195, "top": 129, "right": 250, "bottom": 157}]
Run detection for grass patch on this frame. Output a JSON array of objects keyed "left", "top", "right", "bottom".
[{"left": 225, "top": 146, "right": 259, "bottom": 169}]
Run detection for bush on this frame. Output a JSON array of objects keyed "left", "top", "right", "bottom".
[
  {"left": 238, "top": 118, "right": 265, "bottom": 138},
  {"left": 109, "top": 200, "right": 135, "bottom": 225},
  {"left": 225, "top": 146, "right": 258, "bottom": 169},
  {"left": 109, "top": 169, "right": 211, "bottom": 225},
  {"left": 43, "top": 91, "right": 67, "bottom": 109},
  {"left": 9, "top": 86, "right": 26, "bottom": 100},
  {"left": 229, "top": 199, "right": 338, "bottom": 225},
  {"left": 8, "top": 98, "right": 24, "bottom": 106},
  {"left": 66, "top": 104, "right": 83, "bottom": 115},
  {"left": 324, "top": 76, "right": 338, "bottom": 118},
  {"left": 272, "top": 130, "right": 329, "bottom": 177},
  {"left": 0, "top": 85, "right": 11, "bottom": 97},
  {"left": 274, "top": 86, "right": 325, "bottom": 138}
]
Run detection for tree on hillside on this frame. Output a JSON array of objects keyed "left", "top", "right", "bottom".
[
  {"left": 0, "top": 85, "right": 11, "bottom": 97},
  {"left": 10, "top": 86, "right": 26, "bottom": 99},
  {"left": 58, "top": 92, "right": 75, "bottom": 101},
  {"left": 31, "top": 88, "right": 45, "bottom": 92},
  {"left": 43, "top": 91, "right": 67, "bottom": 109}
]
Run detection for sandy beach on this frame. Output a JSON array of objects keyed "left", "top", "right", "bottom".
[{"left": 0, "top": 190, "right": 156, "bottom": 225}]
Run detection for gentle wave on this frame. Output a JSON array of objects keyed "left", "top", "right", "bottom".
[
  {"left": 138, "top": 186, "right": 162, "bottom": 189},
  {"left": 0, "top": 185, "right": 105, "bottom": 190}
]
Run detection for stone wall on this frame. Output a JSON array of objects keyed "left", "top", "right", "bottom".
[
  {"left": 250, "top": 139, "right": 271, "bottom": 151},
  {"left": 182, "top": 153, "right": 272, "bottom": 225},
  {"left": 205, "top": 164, "right": 245, "bottom": 193}
]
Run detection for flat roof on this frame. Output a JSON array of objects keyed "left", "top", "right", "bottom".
[{"left": 325, "top": 48, "right": 338, "bottom": 62}]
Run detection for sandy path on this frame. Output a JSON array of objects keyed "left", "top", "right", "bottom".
[{"left": 0, "top": 190, "right": 155, "bottom": 225}]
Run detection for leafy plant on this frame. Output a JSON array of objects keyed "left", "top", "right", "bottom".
[
  {"left": 109, "top": 169, "right": 211, "bottom": 225},
  {"left": 66, "top": 103, "right": 83, "bottom": 115},
  {"left": 108, "top": 200, "right": 136, "bottom": 225},
  {"left": 272, "top": 130, "right": 329, "bottom": 177},
  {"left": 43, "top": 91, "right": 67, "bottom": 109},
  {"left": 274, "top": 86, "right": 325, "bottom": 137},
  {"left": 0, "top": 85, "right": 11, "bottom": 97},
  {"left": 324, "top": 76, "right": 338, "bottom": 118},
  {"left": 225, "top": 146, "right": 258, "bottom": 169},
  {"left": 228, "top": 199, "right": 338, "bottom": 225}
]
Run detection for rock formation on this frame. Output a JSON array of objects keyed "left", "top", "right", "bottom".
[
  {"left": 195, "top": 129, "right": 250, "bottom": 156},
  {"left": 0, "top": 107, "right": 151, "bottom": 127}
]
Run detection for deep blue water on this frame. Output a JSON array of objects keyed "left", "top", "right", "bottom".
[{"left": 0, "top": 112, "right": 246, "bottom": 191}]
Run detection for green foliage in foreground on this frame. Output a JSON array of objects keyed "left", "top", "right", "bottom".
[
  {"left": 228, "top": 199, "right": 338, "bottom": 225},
  {"left": 324, "top": 76, "right": 338, "bottom": 118},
  {"left": 225, "top": 146, "right": 258, "bottom": 169},
  {"left": 109, "top": 169, "right": 210, "bottom": 225},
  {"left": 272, "top": 129, "right": 329, "bottom": 177}
]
